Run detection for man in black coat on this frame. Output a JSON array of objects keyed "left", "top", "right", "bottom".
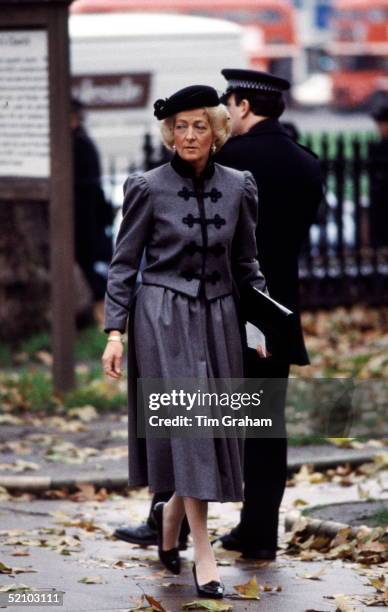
[
  {"left": 113, "top": 70, "right": 323, "bottom": 560},
  {"left": 72, "top": 99, "right": 113, "bottom": 304},
  {"left": 369, "top": 97, "right": 388, "bottom": 248},
  {"left": 212, "top": 69, "right": 323, "bottom": 558}
]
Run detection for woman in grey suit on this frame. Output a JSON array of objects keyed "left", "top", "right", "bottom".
[{"left": 102, "top": 85, "right": 267, "bottom": 598}]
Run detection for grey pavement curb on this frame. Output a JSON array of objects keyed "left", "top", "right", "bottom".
[
  {"left": 284, "top": 508, "right": 370, "bottom": 540},
  {"left": 0, "top": 449, "right": 380, "bottom": 493}
]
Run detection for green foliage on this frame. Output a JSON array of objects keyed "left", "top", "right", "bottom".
[
  {"left": 0, "top": 366, "right": 125, "bottom": 413},
  {"left": 19, "top": 331, "right": 51, "bottom": 356},
  {"left": 3, "top": 325, "right": 106, "bottom": 364},
  {"left": 64, "top": 382, "right": 126, "bottom": 411},
  {"left": 75, "top": 326, "right": 107, "bottom": 361},
  {"left": 15, "top": 369, "right": 56, "bottom": 411}
]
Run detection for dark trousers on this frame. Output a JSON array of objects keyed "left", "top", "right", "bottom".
[
  {"left": 147, "top": 355, "right": 290, "bottom": 551},
  {"left": 239, "top": 353, "right": 290, "bottom": 550}
]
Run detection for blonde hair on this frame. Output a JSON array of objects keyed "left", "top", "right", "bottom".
[{"left": 160, "top": 105, "right": 231, "bottom": 153}]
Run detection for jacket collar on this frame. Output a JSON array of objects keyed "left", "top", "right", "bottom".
[
  {"left": 171, "top": 152, "right": 215, "bottom": 180},
  {"left": 246, "top": 117, "right": 288, "bottom": 137}
]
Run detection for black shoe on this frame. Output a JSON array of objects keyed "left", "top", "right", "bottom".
[
  {"left": 152, "top": 502, "right": 181, "bottom": 575},
  {"left": 114, "top": 523, "right": 157, "bottom": 547},
  {"left": 217, "top": 529, "right": 276, "bottom": 561},
  {"left": 192, "top": 564, "right": 224, "bottom": 599},
  {"left": 113, "top": 522, "right": 188, "bottom": 551},
  {"left": 241, "top": 548, "right": 276, "bottom": 560}
]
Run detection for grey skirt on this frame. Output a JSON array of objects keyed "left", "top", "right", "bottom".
[{"left": 131, "top": 284, "right": 245, "bottom": 502}]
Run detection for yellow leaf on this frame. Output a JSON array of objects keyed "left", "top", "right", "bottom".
[
  {"left": 233, "top": 575, "right": 260, "bottom": 599},
  {"left": 326, "top": 438, "right": 355, "bottom": 448},
  {"left": 293, "top": 498, "right": 309, "bottom": 507},
  {"left": 182, "top": 601, "right": 233, "bottom": 611},
  {"left": 78, "top": 576, "right": 105, "bottom": 584}
]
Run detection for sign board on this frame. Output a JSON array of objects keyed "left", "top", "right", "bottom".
[
  {"left": 0, "top": 29, "right": 50, "bottom": 178},
  {"left": 71, "top": 72, "right": 151, "bottom": 110}
]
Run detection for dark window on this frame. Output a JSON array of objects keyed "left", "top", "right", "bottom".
[{"left": 335, "top": 54, "right": 388, "bottom": 71}]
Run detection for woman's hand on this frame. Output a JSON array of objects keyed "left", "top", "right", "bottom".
[{"left": 102, "top": 336, "right": 124, "bottom": 379}]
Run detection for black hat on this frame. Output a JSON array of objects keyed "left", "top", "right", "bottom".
[
  {"left": 153, "top": 85, "right": 220, "bottom": 120},
  {"left": 220, "top": 68, "right": 290, "bottom": 102}
]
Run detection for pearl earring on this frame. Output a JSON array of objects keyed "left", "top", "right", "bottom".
[
  {"left": 212, "top": 143, "right": 216, "bottom": 154},
  {"left": 172, "top": 144, "right": 176, "bottom": 151}
]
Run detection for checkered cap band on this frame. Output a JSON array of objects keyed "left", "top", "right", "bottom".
[{"left": 227, "top": 79, "right": 282, "bottom": 93}]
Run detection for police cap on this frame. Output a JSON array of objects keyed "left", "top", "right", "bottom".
[
  {"left": 220, "top": 69, "right": 290, "bottom": 102},
  {"left": 154, "top": 85, "right": 220, "bottom": 120}
]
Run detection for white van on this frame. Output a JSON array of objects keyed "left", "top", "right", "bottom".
[{"left": 69, "top": 12, "right": 247, "bottom": 170}]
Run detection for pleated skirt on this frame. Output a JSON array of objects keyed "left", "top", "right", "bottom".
[{"left": 130, "top": 284, "right": 245, "bottom": 502}]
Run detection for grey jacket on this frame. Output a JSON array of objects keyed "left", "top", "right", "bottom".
[{"left": 104, "top": 155, "right": 266, "bottom": 333}]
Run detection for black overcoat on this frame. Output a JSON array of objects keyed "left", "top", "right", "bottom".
[
  {"left": 73, "top": 126, "right": 113, "bottom": 299},
  {"left": 216, "top": 118, "right": 324, "bottom": 365}
]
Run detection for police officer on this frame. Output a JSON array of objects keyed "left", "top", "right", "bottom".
[
  {"left": 214, "top": 69, "right": 323, "bottom": 559},
  {"left": 113, "top": 69, "right": 323, "bottom": 560},
  {"left": 369, "top": 96, "right": 388, "bottom": 248}
]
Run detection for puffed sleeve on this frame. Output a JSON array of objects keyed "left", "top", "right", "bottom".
[
  {"left": 232, "top": 171, "right": 267, "bottom": 293},
  {"left": 103, "top": 174, "right": 153, "bottom": 333}
]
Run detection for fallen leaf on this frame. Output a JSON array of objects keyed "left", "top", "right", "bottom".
[
  {"left": 297, "top": 567, "right": 326, "bottom": 580},
  {"left": 144, "top": 594, "right": 166, "bottom": 611},
  {"left": 0, "top": 460, "right": 40, "bottom": 473},
  {"left": 233, "top": 575, "right": 260, "bottom": 599},
  {"left": 78, "top": 576, "right": 105, "bottom": 584},
  {"left": 326, "top": 438, "right": 356, "bottom": 448},
  {"left": 35, "top": 350, "right": 53, "bottom": 366},
  {"left": 182, "top": 601, "right": 233, "bottom": 611},
  {"left": 366, "top": 574, "right": 386, "bottom": 592},
  {"left": 68, "top": 405, "right": 98, "bottom": 422},
  {"left": 129, "top": 594, "right": 166, "bottom": 611},
  {"left": 293, "top": 498, "right": 309, "bottom": 507},
  {"left": 331, "top": 595, "right": 364, "bottom": 612},
  {"left": 357, "top": 484, "right": 371, "bottom": 500},
  {"left": 0, "top": 415, "right": 24, "bottom": 425},
  {"left": 0, "top": 583, "right": 32, "bottom": 592}
]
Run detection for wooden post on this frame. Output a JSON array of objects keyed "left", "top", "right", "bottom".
[
  {"left": 0, "top": 0, "right": 75, "bottom": 393},
  {"left": 48, "top": 2, "right": 75, "bottom": 392}
]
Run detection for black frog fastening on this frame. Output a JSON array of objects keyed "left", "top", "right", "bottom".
[
  {"left": 182, "top": 214, "right": 226, "bottom": 229},
  {"left": 178, "top": 187, "right": 223, "bottom": 203}
]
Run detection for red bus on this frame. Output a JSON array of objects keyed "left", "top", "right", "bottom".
[
  {"left": 71, "top": 0, "right": 298, "bottom": 82},
  {"left": 329, "top": 0, "right": 388, "bottom": 108}
]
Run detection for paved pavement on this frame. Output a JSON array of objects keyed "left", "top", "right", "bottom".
[
  {"left": 0, "top": 472, "right": 386, "bottom": 611},
  {"left": 0, "top": 413, "right": 383, "bottom": 491},
  {"left": 0, "top": 412, "right": 387, "bottom": 610}
]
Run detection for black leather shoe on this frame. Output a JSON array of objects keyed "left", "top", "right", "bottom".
[
  {"left": 113, "top": 522, "right": 188, "bottom": 551},
  {"left": 217, "top": 529, "right": 276, "bottom": 561},
  {"left": 114, "top": 523, "right": 157, "bottom": 547},
  {"left": 192, "top": 564, "right": 224, "bottom": 599},
  {"left": 152, "top": 502, "right": 181, "bottom": 575},
  {"left": 242, "top": 548, "right": 276, "bottom": 560}
]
